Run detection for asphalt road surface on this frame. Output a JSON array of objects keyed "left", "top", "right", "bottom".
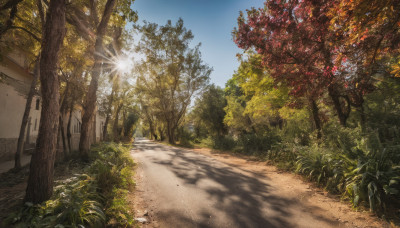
[{"left": 131, "top": 138, "right": 383, "bottom": 228}]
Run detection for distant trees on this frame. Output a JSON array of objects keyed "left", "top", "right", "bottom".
[
  {"left": 191, "top": 84, "right": 227, "bottom": 138},
  {"left": 135, "top": 18, "right": 211, "bottom": 144},
  {"left": 224, "top": 54, "right": 289, "bottom": 135}
]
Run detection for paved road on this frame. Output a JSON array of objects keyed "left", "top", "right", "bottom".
[{"left": 131, "top": 138, "right": 346, "bottom": 228}]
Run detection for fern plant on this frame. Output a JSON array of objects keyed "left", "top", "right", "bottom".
[{"left": 7, "top": 174, "right": 106, "bottom": 228}]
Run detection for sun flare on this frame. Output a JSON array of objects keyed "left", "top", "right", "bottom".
[{"left": 115, "top": 58, "right": 132, "bottom": 74}]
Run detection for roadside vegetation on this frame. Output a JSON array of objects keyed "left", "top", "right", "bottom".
[
  {"left": 3, "top": 143, "right": 136, "bottom": 228},
  {"left": 139, "top": 0, "right": 400, "bottom": 221}
]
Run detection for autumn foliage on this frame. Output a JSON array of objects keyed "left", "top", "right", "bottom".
[{"left": 234, "top": 0, "right": 400, "bottom": 127}]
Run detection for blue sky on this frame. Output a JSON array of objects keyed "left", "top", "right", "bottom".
[{"left": 132, "top": 0, "right": 265, "bottom": 88}]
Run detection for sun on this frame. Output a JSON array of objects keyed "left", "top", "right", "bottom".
[{"left": 115, "top": 58, "right": 132, "bottom": 74}]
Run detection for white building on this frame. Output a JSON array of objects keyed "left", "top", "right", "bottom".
[
  {"left": 0, "top": 51, "right": 39, "bottom": 161},
  {"left": 1, "top": 51, "right": 105, "bottom": 162}
]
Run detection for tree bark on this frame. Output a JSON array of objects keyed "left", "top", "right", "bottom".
[
  {"left": 328, "top": 85, "right": 350, "bottom": 127},
  {"left": 79, "top": 0, "right": 117, "bottom": 157},
  {"left": 103, "top": 77, "right": 117, "bottom": 141},
  {"left": 167, "top": 121, "right": 176, "bottom": 144},
  {"left": 113, "top": 103, "right": 122, "bottom": 141},
  {"left": 25, "top": 0, "right": 66, "bottom": 204},
  {"left": 66, "top": 99, "right": 74, "bottom": 153},
  {"left": 14, "top": 60, "right": 39, "bottom": 170},
  {"left": 58, "top": 80, "right": 69, "bottom": 158},
  {"left": 121, "top": 108, "right": 126, "bottom": 138},
  {"left": 310, "top": 98, "right": 322, "bottom": 139},
  {"left": 59, "top": 115, "right": 67, "bottom": 158}
]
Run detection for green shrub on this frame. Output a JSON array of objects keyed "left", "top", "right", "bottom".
[
  {"left": 295, "top": 145, "right": 354, "bottom": 193},
  {"left": 344, "top": 136, "right": 400, "bottom": 213},
  {"left": 322, "top": 122, "right": 363, "bottom": 155},
  {"left": 177, "top": 126, "right": 195, "bottom": 147},
  {"left": 89, "top": 142, "right": 135, "bottom": 226},
  {"left": 7, "top": 174, "right": 106, "bottom": 228},
  {"left": 212, "top": 135, "right": 236, "bottom": 150},
  {"left": 236, "top": 132, "right": 281, "bottom": 155}
]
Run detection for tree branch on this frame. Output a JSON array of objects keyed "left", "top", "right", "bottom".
[
  {"left": 0, "top": 0, "right": 22, "bottom": 11},
  {"left": 10, "top": 26, "right": 41, "bottom": 42}
]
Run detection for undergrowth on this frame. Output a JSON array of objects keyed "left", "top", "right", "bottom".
[
  {"left": 190, "top": 125, "right": 400, "bottom": 220},
  {"left": 4, "top": 142, "right": 136, "bottom": 228}
]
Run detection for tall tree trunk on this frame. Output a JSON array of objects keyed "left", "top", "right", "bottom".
[
  {"left": 59, "top": 115, "right": 67, "bottom": 158},
  {"left": 103, "top": 81, "right": 116, "bottom": 141},
  {"left": 158, "top": 126, "right": 165, "bottom": 141},
  {"left": 149, "top": 121, "right": 156, "bottom": 140},
  {"left": 121, "top": 108, "right": 126, "bottom": 138},
  {"left": 79, "top": 0, "right": 117, "bottom": 157},
  {"left": 310, "top": 98, "right": 322, "bottom": 139},
  {"left": 58, "top": 81, "right": 69, "bottom": 158},
  {"left": 328, "top": 85, "right": 350, "bottom": 127},
  {"left": 66, "top": 98, "right": 74, "bottom": 153},
  {"left": 113, "top": 103, "right": 122, "bottom": 141},
  {"left": 167, "top": 121, "right": 176, "bottom": 144},
  {"left": 25, "top": 0, "right": 66, "bottom": 204},
  {"left": 14, "top": 59, "right": 39, "bottom": 170}
]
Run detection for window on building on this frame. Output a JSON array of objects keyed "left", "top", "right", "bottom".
[
  {"left": 35, "top": 98, "right": 40, "bottom": 110},
  {"left": 34, "top": 119, "right": 37, "bottom": 131},
  {"left": 74, "top": 121, "right": 81, "bottom": 134}
]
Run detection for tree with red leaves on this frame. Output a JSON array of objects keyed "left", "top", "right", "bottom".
[
  {"left": 234, "top": 0, "right": 352, "bottom": 129},
  {"left": 329, "top": 0, "right": 400, "bottom": 126}
]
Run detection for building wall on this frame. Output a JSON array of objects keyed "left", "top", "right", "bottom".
[
  {"left": 1, "top": 51, "right": 105, "bottom": 161},
  {"left": 0, "top": 54, "right": 37, "bottom": 161},
  {"left": 59, "top": 107, "right": 82, "bottom": 152},
  {"left": 96, "top": 112, "right": 105, "bottom": 142},
  {"left": 70, "top": 108, "right": 82, "bottom": 151},
  {"left": 57, "top": 107, "right": 104, "bottom": 153}
]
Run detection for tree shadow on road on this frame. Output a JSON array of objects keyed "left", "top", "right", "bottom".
[{"left": 134, "top": 140, "right": 340, "bottom": 228}]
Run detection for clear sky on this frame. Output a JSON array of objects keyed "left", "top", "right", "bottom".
[{"left": 132, "top": 0, "right": 265, "bottom": 88}]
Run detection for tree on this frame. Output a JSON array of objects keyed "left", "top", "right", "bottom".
[
  {"left": 192, "top": 84, "right": 227, "bottom": 137},
  {"left": 135, "top": 19, "right": 211, "bottom": 144},
  {"left": 25, "top": 0, "right": 66, "bottom": 203},
  {"left": 329, "top": 0, "right": 400, "bottom": 126},
  {"left": 233, "top": 54, "right": 289, "bottom": 129},
  {"left": 233, "top": 0, "right": 352, "bottom": 129},
  {"left": 63, "top": 0, "right": 136, "bottom": 156},
  {"left": 78, "top": 0, "right": 118, "bottom": 157}
]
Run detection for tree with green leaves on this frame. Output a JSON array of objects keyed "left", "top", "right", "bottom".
[
  {"left": 63, "top": 0, "right": 137, "bottom": 156},
  {"left": 135, "top": 18, "right": 211, "bottom": 144},
  {"left": 191, "top": 84, "right": 227, "bottom": 137}
]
